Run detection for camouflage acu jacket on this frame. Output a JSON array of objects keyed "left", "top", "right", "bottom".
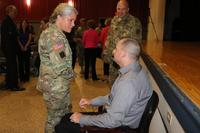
[
  {"left": 37, "top": 24, "right": 74, "bottom": 92},
  {"left": 103, "top": 14, "right": 142, "bottom": 64}
]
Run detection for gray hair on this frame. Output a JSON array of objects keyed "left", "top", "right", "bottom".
[
  {"left": 120, "top": 38, "right": 140, "bottom": 60},
  {"left": 49, "top": 3, "right": 78, "bottom": 24}
]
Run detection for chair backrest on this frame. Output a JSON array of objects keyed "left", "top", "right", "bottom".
[{"left": 138, "top": 90, "right": 159, "bottom": 133}]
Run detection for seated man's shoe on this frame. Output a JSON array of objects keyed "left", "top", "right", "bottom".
[{"left": 11, "top": 87, "right": 26, "bottom": 91}]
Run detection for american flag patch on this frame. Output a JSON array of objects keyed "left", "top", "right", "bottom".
[{"left": 53, "top": 44, "right": 64, "bottom": 50}]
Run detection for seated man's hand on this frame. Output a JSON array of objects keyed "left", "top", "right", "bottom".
[
  {"left": 79, "top": 98, "right": 91, "bottom": 109},
  {"left": 70, "top": 112, "right": 82, "bottom": 123}
]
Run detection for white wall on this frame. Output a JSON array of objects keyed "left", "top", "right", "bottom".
[
  {"left": 147, "top": 0, "right": 166, "bottom": 41},
  {"left": 141, "top": 59, "right": 185, "bottom": 133}
]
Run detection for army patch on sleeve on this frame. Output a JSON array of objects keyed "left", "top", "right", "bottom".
[
  {"left": 53, "top": 43, "right": 64, "bottom": 51},
  {"left": 59, "top": 51, "right": 66, "bottom": 58}
]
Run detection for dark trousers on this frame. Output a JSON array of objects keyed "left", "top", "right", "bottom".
[
  {"left": 72, "top": 51, "right": 77, "bottom": 70},
  {"left": 4, "top": 50, "right": 18, "bottom": 88},
  {"left": 84, "top": 48, "right": 98, "bottom": 80},
  {"left": 55, "top": 112, "right": 101, "bottom": 133},
  {"left": 103, "top": 62, "right": 110, "bottom": 76},
  {"left": 18, "top": 50, "right": 30, "bottom": 82},
  {"left": 34, "top": 54, "right": 40, "bottom": 73}
]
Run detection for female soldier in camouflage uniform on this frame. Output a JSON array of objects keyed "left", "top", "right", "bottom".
[{"left": 37, "top": 3, "right": 78, "bottom": 133}]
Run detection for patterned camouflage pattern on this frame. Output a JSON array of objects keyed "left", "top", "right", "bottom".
[
  {"left": 103, "top": 14, "right": 142, "bottom": 85},
  {"left": 37, "top": 24, "right": 74, "bottom": 133}
]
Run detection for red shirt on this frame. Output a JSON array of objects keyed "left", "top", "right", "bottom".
[
  {"left": 100, "top": 26, "right": 109, "bottom": 49},
  {"left": 82, "top": 29, "right": 99, "bottom": 48}
]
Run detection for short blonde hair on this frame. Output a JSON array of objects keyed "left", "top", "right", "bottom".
[{"left": 49, "top": 3, "right": 78, "bottom": 24}]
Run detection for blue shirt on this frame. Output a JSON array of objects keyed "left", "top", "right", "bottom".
[{"left": 80, "top": 61, "right": 153, "bottom": 128}]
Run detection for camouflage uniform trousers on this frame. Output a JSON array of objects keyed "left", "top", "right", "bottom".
[
  {"left": 42, "top": 78, "right": 72, "bottom": 133},
  {"left": 108, "top": 61, "right": 120, "bottom": 86}
]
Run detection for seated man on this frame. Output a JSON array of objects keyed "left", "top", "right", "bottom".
[{"left": 55, "top": 38, "right": 153, "bottom": 133}]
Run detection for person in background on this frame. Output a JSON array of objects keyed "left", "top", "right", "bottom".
[
  {"left": 95, "top": 20, "right": 103, "bottom": 36},
  {"left": 100, "top": 18, "right": 112, "bottom": 82},
  {"left": 102, "top": 0, "right": 142, "bottom": 85},
  {"left": 34, "top": 18, "right": 49, "bottom": 76},
  {"left": 55, "top": 38, "right": 152, "bottom": 133},
  {"left": 17, "top": 19, "right": 32, "bottom": 82},
  {"left": 64, "top": 26, "right": 77, "bottom": 69},
  {"left": 82, "top": 19, "right": 99, "bottom": 80},
  {"left": 36, "top": 3, "right": 78, "bottom": 133},
  {"left": 74, "top": 18, "right": 87, "bottom": 74},
  {"left": 1, "top": 5, "right": 25, "bottom": 91},
  {"left": 36, "top": 18, "right": 49, "bottom": 44},
  {"left": 95, "top": 20, "right": 104, "bottom": 59},
  {"left": 29, "top": 24, "right": 35, "bottom": 46}
]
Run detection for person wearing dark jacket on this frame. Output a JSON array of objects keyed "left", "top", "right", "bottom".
[{"left": 1, "top": 5, "right": 25, "bottom": 91}]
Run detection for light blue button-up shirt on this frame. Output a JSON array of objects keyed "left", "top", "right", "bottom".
[{"left": 80, "top": 61, "right": 153, "bottom": 129}]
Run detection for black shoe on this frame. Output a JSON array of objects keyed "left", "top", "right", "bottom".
[
  {"left": 93, "top": 78, "right": 100, "bottom": 81},
  {"left": 0, "top": 87, "right": 9, "bottom": 90},
  {"left": 0, "top": 82, "right": 9, "bottom": 90},
  {"left": 84, "top": 76, "right": 88, "bottom": 80},
  {"left": 11, "top": 87, "right": 26, "bottom": 91}
]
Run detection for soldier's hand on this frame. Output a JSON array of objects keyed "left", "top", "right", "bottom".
[
  {"left": 79, "top": 98, "right": 91, "bottom": 109},
  {"left": 62, "top": 69, "right": 76, "bottom": 80}
]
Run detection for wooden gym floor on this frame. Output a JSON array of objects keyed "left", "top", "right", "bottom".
[
  {"left": 0, "top": 41, "right": 200, "bottom": 132},
  {"left": 0, "top": 58, "right": 110, "bottom": 133}
]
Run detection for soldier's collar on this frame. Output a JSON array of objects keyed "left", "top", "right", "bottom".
[
  {"left": 51, "top": 24, "right": 66, "bottom": 37},
  {"left": 114, "top": 14, "right": 130, "bottom": 23},
  {"left": 120, "top": 14, "right": 130, "bottom": 20}
]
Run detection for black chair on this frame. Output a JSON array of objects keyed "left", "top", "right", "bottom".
[{"left": 81, "top": 90, "right": 159, "bottom": 133}]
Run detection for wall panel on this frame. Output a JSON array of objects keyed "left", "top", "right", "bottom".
[
  {"left": 0, "top": 0, "right": 149, "bottom": 39},
  {"left": 0, "top": 0, "right": 65, "bottom": 20}
]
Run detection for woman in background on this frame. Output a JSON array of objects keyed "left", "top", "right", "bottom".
[
  {"left": 17, "top": 19, "right": 32, "bottom": 82},
  {"left": 100, "top": 18, "right": 111, "bottom": 82},
  {"left": 82, "top": 19, "right": 99, "bottom": 80}
]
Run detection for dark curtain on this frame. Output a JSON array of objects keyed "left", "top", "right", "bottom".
[
  {"left": 74, "top": 0, "right": 118, "bottom": 22},
  {"left": 0, "top": 0, "right": 149, "bottom": 39}
]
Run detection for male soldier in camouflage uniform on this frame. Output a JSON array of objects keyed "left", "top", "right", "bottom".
[
  {"left": 103, "top": 0, "right": 142, "bottom": 85},
  {"left": 74, "top": 18, "right": 88, "bottom": 74},
  {"left": 37, "top": 3, "right": 78, "bottom": 133}
]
